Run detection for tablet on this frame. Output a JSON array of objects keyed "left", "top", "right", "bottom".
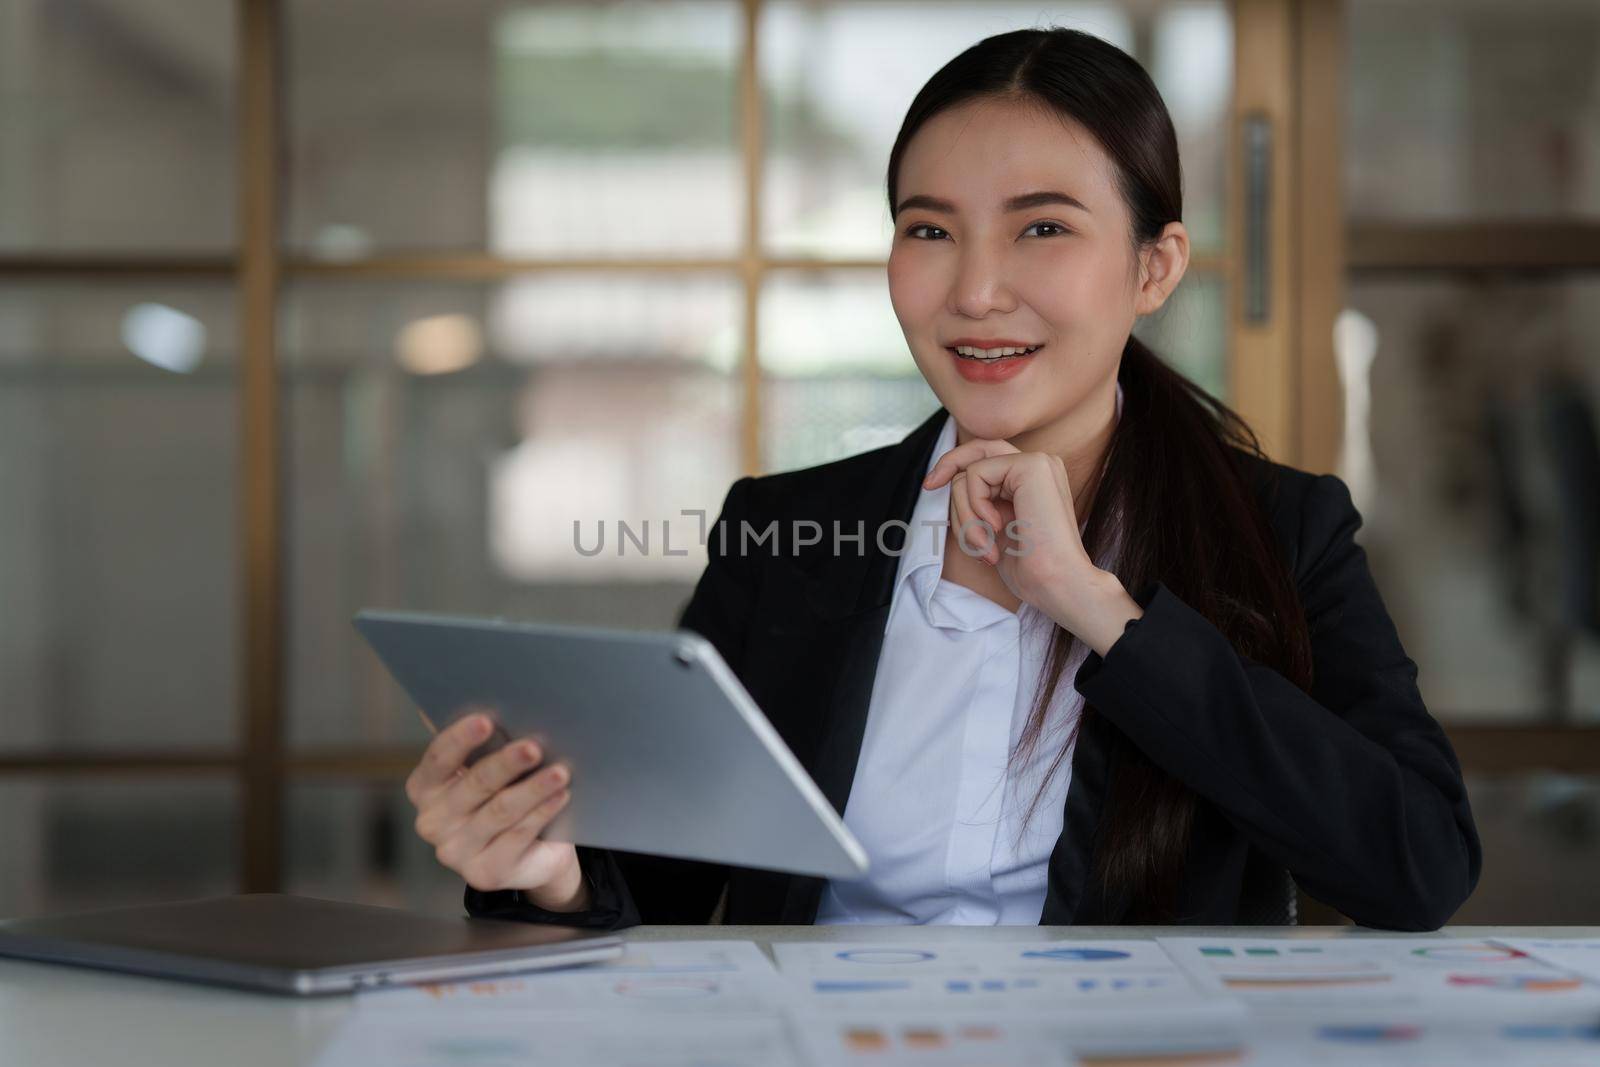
[
  {"left": 0, "top": 894, "right": 623, "bottom": 995},
  {"left": 353, "top": 610, "right": 870, "bottom": 881}
]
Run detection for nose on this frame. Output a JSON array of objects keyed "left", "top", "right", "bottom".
[{"left": 947, "top": 242, "right": 1018, "bottom": 319}]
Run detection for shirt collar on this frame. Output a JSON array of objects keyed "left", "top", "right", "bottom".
[{"left": 893, "top": 412, "right": 957, "bottom": 612}]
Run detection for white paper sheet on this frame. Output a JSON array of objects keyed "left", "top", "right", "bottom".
[
  {"left": 311, "top": 1013, "right": 802, "bottom": 1067},
  {"left": 790, "top": 1014, "right": 1070, "bottom": 1066},
  {"left": 312, "top": 935, "right": 1600, "bottom": 1067},
  {"left": 789, "top": 1010, "right": 1262, "bottom": 1067},
  {"left": 774, "top": 938, "right": 1182, "bottom": 976},
  {"left": 1497, "top": 938, "right": 1600, "bottom": 984},
  {"left": 1239, "top": 1019, "right": 1600, "bottom": 1067},
  {"left": 768, "top": 936, "right": 1250, "bottom": 1058},
  {"left": 771, "top": 939, "right": 1221, "bottom": 1011},
  {"left": 356, "top": 940, "right": 789, "bottom": 1015},
  {"left": 1159, "top": 937, "right": 1600, "bottom": 1021}
]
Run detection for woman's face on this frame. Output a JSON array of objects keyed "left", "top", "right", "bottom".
[{"left": 887, "top": 94, "right": 1185, "bottom": 445}]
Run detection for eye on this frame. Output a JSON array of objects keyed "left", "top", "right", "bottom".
[
  {"left": 904, "top": 223, "right": 950, "bottom": 240},
  {"left": 1023, "top": 220, "right": 1071, "bottom": 238}
]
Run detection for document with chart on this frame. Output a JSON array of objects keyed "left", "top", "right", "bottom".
[
  {"left": 1159, "top": 937, "right": 1600, "bottom": 1021},
  {"left": 769, "top": 939, "right": 1246, "bottom": 1041},
  {"left": 1238, "top": 1018, "right": 1600, "bottom": 1067},
  {"left": 788, "top": 1013, "right": 1071, "bottom": 1066},
  {"left": 355, "top": 940, "right": 789, "bottom": 1015},
  {"left": 312, "top": 1014, "right": 802, "bottom": 1067},
  {"left": 1496, "top": 938, "right": 1600, "bottom": 984},
  {"left": 773, "top": 939, "right": 1201, "bottom": 1005}
]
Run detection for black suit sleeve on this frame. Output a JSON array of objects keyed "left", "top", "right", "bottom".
[
  {"left": 1073, "top": 473, "right": 1482, "bottom": 931},
  {"left": 463, "top": 477, "right": 760, "bottom": 928}
]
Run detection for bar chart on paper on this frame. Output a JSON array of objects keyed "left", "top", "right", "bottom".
[{"left": 1160, "top": 937, "right": 1600, "bottom": 1019}]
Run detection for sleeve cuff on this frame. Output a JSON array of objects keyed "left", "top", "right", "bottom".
[
  {"left": 1075, "top": 579, "right": 1162, "bottom": 688},
  {"left": 462, "top": 846, "right": 641, "bottom": 931}
]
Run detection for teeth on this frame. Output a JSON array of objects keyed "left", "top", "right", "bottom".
[{"left": 953, "top": 344, "right": 1040, "bottom": 359}]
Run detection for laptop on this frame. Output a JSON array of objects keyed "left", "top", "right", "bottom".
[
  {"left": 353, "top": 609, "right": 869, "bottom": 881},
  {"left": 0, "top": 894, "right": 624, "bottom": 995}
]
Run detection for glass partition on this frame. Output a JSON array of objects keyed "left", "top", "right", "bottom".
[
  {"left": 0, "top": 282, "right": 238, "bottom": 753},
  {"left": 1343, "top": 276, "right": 1600, "bottom": 723},
  {"left": 1346, "top": 0, "right": 1600, "bottom": 223},
  {"left": 285, "top": 0, "right": 743, "bottom": 258},
  {"left": 282, "top": 274, "right": 741, "bottom": 746},
  {"left": 0, "top": 1, "right": 236, "bottom": 252}
]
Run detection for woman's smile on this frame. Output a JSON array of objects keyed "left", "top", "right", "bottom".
[{"left": 946, "top": 341, "right": 1044, "bottom": 383}]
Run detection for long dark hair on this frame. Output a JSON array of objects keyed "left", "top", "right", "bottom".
[{"left": 886, "top": 27, "right": 1315, "bottom": 920}]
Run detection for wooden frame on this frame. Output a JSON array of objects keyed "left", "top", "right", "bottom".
[
  {"left": 1291, "top": 0, "right": 1345, "bottom": 475},
  {"left": 1349, "top": 222, "right": 1600, "bottom": 274},
  {"left": 739, "top": 0, "right": 765, "bottom": 477},
  {"left": 238, "top": 0, "right": 284, "bottom": 894},
  {"left": 1229, "top": 0, "right": 1298, "bottom": 464},
  {"left": 1228, "top": 0, "right": 1346, "bottom": 475},
  {"left": 10, "top": 723, "right": 1594, "bottom": 781}
]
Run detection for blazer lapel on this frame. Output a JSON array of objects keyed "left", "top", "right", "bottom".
[
  {"left": 774, "top": 406, "right": 948, "bottom": 921},
  {"left": 799, "top": 407, "right": 950, "bottom": 622}
]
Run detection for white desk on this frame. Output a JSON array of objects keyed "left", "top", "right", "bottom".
[{"left": 1, "top": 925, "right": 1596, "bottom": 1066}]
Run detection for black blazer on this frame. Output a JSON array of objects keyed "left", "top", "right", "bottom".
[{"left": 466, "top": 406, "right": 1482, "bottom": 931}]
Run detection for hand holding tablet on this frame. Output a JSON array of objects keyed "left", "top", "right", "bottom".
[
  {"left": 405, "top": 712, "right": 590, "bottom": 912},
  {"left": 355, "top": 610, "right": 869, "bottom": 906}
]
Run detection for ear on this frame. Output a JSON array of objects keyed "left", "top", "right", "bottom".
[{"left": 1133, "top": 221, "right": 1190, "bottom": 316}]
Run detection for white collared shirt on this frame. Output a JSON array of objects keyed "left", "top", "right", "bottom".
[{"left": 816, "top": 383, "right": 1123, "bottom": 925}]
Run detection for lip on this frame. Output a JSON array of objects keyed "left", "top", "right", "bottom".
[
  {"left": 946, "top": 342, "right": 1042, "bottom": 383},
  {"left": 944, "top": 337, "right": 1042, "bottom": 349}
]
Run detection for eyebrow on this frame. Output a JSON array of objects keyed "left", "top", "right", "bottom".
[{"left": 893, "top": 190, "right": 1091, "bottom": 217}]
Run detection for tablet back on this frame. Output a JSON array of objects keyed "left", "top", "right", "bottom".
[{"left": 354, "top": 610, "right": 869, "bottom": 881}]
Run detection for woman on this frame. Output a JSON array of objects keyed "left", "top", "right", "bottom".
[{"left": 404, "top": 28, "right": 1480, "bottom": 930}]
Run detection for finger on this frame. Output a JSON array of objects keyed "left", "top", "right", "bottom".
[
  {"left": 961, "top": 457, "right": 1013, "bottom": 557},
  {"left": 466, "top": 789, "right": 574, "bottom": 888},
  {"left": 407, "top": 712, "right": 496, "bottom": 802},
  {"left": 437, "top": 737, "right": 546, "bottom": 824},
  {"left": 453, "top": 761, "right": 571, "bottom": 859},
  {"left": 923, "top": 438, "right": 1021, "bottom": 489},
  {"left": 953, "top": 454, "right": 1017, "bottom": 563},
  {"left": 947, "top": 472, "right": 975, "bottom": 554},
  {"left": 948, "top": 472, "right": 992, "bottom": 560}
]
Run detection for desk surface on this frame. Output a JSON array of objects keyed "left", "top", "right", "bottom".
[{"left": 2, "top": 925, "right": 1596, "bottom": 1067}]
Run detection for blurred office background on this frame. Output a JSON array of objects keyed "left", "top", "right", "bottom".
[{"left": 0, "top": 0, "right": 1596, "bottom": 924}]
